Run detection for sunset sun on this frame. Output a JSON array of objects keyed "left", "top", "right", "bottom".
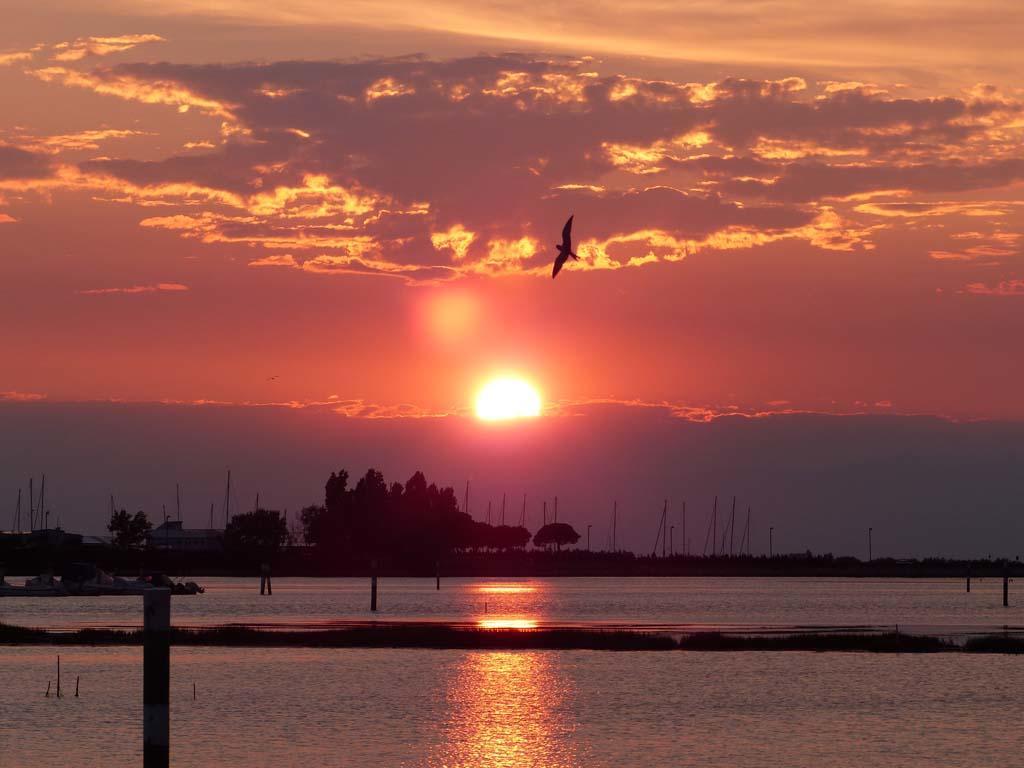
[{"left": 474, "top": 376, "right": 543, "bottom": 421}]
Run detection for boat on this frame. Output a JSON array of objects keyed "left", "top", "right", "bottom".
[{"left": 0, "top": 573, "right": 68, "bottom": 597}]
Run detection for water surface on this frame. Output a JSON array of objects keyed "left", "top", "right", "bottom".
[
  {"left": 1, "top": 645, "right": 1019, "bottom": 767},
  {"left": 1, "top": 576, "right": 1019, "bottom": 635}
]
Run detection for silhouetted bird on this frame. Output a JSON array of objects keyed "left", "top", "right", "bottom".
[{"left": 552, "top": 215, "right": 578, "bottom": 278}]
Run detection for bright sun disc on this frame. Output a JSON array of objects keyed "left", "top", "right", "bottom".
[{"left": 475, "top": 377, "right": 542, "bottom": 421}]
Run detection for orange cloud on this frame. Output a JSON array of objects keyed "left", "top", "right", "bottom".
[
  {"left": 961, "top": 280, "right": 1024, "bottom": 296},
  {"left": 248, "top": 254, "right": 299, "bottom": 268},
  {"left": 31, "top": 66, "right": 233, "bottom": 118},
  {"left": 0, "top": 390, "right": 46, "bottom": 401},
  {"left": 0, "top": 50, "right": 34, "bottom": 66},
  {"left": 51, "top": 34, "right": 164, "bottom": 62},
  {"left": 77, "top": 283, "right": 189, "bottom": 295}
]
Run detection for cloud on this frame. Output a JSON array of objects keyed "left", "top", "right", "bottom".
[
  {"left": 248, "top": 254, "right": 298, "bottom": 268},
  {"left": 77, "top": 282, "right": 189, "bottom": 295},
  {"left": 961, "top": 280, "right": 1024, "bottom": 296},
  {"left": 16, "top": 54, "right": 1024, "bottom": 281},
  {"left": 51, "top": 34, "right": 164, "bottom": 62},
  {"left": 0, "top": 391, "right": 45, "bottom": 402},
  {"left": 0, "top": 145, "right": 56, "bottom": 180},
  {"left": 6, "top": 128, "right": 150, "bottom": 153},
  {"left": 0, "top": 50, "right": 34, "bottom": 66}
]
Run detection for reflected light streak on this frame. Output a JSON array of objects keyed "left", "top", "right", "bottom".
[
  {"left": 432, "top": 651, "right": 582, "bottom": 767},
  {"left": 475, "top": 583, "right": 538, "bottom": 595},
  {"left": 477, "top": 618, "right": 539, "bottom": 629}
]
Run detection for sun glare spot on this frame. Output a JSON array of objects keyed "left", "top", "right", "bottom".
[
  {"left": 478, "top": 618, "right": 539, "bottom": 630},
  {"left": 475, "top": 377, "right": 542, "bottom": 421}
]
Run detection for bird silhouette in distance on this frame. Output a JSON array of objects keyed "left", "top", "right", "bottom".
[
  {"left": 552, "top": 215, "right": 578, "bottom": 278},
  {"left": 266, "top": 375, "right": 279, "bottom": 382}
]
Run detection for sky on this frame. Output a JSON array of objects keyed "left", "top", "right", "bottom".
[{"left": 2, "top": 2, "right": 1023, "bottom": 552}]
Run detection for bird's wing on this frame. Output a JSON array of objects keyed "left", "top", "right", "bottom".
[
  {"left": 561, "top": 215, "right": 573, "bottom": 249},
  {"left": 552, "top": 250, "right": 568, "bottom": 278}
]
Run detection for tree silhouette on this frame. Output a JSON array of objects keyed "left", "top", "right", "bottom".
[
  {"left": 225, "top": 509, "right": 289, "bottom": 554},
  {"left": 299, "top": 468, "right": 532, "bottom": 557},
  {"left": 533, "top": 522, "right": 580, "bottom": 550},
  {"left": 107, "top": 509, "right": 151, "bottom": 549}
]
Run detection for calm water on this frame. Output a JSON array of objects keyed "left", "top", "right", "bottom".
[
  {"left": 1, "top": 646, "right": 1021, "bottom": 767},
  {"left": 1, "top": 577, "right": 1021, "bottom": 633},
  {"left": 3, "top": 579, "right": 1023, "bottom": 766}
]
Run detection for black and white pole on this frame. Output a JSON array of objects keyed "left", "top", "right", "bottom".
[{"left": 144, "top": 588, "right": 171, "bottom": 768}]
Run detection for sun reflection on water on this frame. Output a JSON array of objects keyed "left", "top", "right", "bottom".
[
  {"left": 475, "top": 583, "right": 538, "bottom": 595},
  {"left": 431, "top": 651, "right": 583, "bottom": 768},
  {"left": 477, "top": 618, "right": 538, "bottom": 629}
]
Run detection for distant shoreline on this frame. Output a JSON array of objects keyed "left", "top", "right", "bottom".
[
  {"left": 3, "top": 549, "right": 1022, "bottom": 580},
  {"left": 4, "top": 622, "right": 1024, "bottom": 654}
]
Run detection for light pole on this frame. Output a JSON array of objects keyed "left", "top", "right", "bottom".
[
  {"left": 868, "top": 527, "right": 873, "bottom": 563},
  {"left": 587, "top": 524, "right": 592, "bottom": 551},
  {"left": 769, "top": 526, "right": 774, "bottom": 558}
]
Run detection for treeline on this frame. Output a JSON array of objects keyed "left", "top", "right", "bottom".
[
  {"left": 95, "top": 468, "right": 580, "bottom": 565},
  {"left": 299, "top": 469, "right": 540, "bottom": 558}
]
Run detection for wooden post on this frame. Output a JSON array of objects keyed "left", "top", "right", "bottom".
[
  {"left": 1004, "top": 574, "right": 1009, "bottom": 607},
  {"left": 75, "top": 676, "right": 80, "bottom": 697},
  {"left": 370, "top": 560, "right": 378, "bottom": 612},
  {"left": 435, "top": 560, "right": 440, "bottom": 591},
  {"left": 57, "top": 655, "right": 61, "bottom": 698},
  {"left": 966, "top": 571, "right": 971, "bottom": 593},
  {"left": 144, "top": 588, "right": 171, "bottom": 768},
  {"left": 45, "top": 681, "right": 50, "bottom": 697}
]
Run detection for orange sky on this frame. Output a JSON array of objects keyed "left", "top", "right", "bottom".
[{"left": 2, "top": 1, "right": 1024, "bottom": 421}]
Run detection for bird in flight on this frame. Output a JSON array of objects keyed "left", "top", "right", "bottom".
[{"left": 552, "top": 215, "right": 578, "bottom": 279}]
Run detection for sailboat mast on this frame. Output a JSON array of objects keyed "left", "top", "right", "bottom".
[
  {"left": 712, "top": 495, "right": 717, "bottom": 556},
  {"left": 612, "top": 500, "right": 617, "bottom": 552},
  {"left": 224, "top": 470, "right": 231, "bottom": 529},
  {"left": 662, "top": 499, "right": 668, "bottom": 557},
  {"left": 176, "top": 483, "right": 181, "bottom": 522},
  {"left": 29, "top": 478, "right": 34, "bottom": 531},
  {"left": 501, "top": 493, "right": 506, "bottom": 526},
  {"left": 730, "top": 496, "right": 736, "bottom": 557},
  {"left": 682, "top": 501, "right": 686, "bottom": 556}
]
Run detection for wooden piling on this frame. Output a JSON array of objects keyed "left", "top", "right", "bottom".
[
  {"left": 193, "top": 682, "right": 196, "bottom": 701},
  {"left": 435, "top": 560, "right": 440, "bottom": 591},
  {"left": 57, "top": 655, "right": 61, "bottom": 698},
  {"left": 45, "top": 681, "right": 50, "bottom": 697},
  {"left": 1004, "top": 574, "right": 1009, "bottom": 607},
  {"left": 75, "top": 675, "right": 80, "bottom": 698},
  {"left": 371, "top": 561, "right": 378, "bottom": 612},
  {"left": 143, "top": 588, "right": 171, "bottom": 768},
  {"left": 967, "top": 572, "right": 971, "bottom": 593}
]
